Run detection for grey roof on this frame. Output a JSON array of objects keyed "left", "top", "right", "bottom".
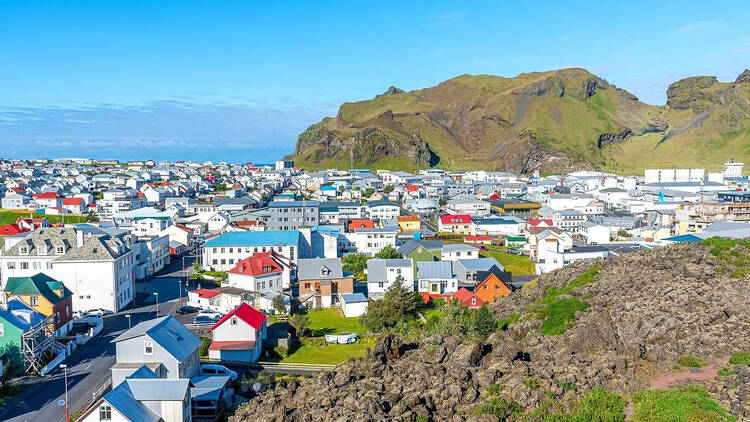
[
  {"left": 454, "top": 257, "right": 502, "bottom": 271},
  {"left": 102, "top": 366, "right": 163, "bottom": 422},
  {"left": 703, "top": 221, "right": 750, "bottom": 232},
  {"left": 214, "top": 197, "right": 257, "bottom": 206},
  {"left": 113, "top": 316, "right": 201, "bottom": 362},
  {"left": 297, "top": 258, "right": 344, "bottom": 280},
  {"left": 128, "top": 379, "right": 190, "bottom": 401},
  {"left": 365, "top": 200, "right": 399, "bottom": 208},
  {"left": 442, "top": 243, "right": 479, "bottom": 253},
  {"left": 191, "top": 375, "right": 230, "bottom": 401},
  {"left": 4, "top": 227, "right": 130, "bottom": 261},
  {"left": 341, "top": 293, "right": 368, "bottom": 303},
  {"left": 268, "top": 200, "right": 320, "bottom": 208},
  {"left": 366, "top": 259, "right": 412, "bottom": 282},
  {"left": 417, "top": 261, "right": 455, "bottom": 279},
  {"left": 398, "top": 240, "right": 442, "bottom": 256}
]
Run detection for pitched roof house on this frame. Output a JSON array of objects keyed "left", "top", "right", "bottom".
[{"left": 208, "top": 302, "right": 267, "bottom": 362}]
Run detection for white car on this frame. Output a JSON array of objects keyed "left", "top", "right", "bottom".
[
  {"left": 197, "top": 309, "right": 223, "bottom": 318},
  {"left": 84, "top": 308, "right": 114, "bottom": 317},
  {"left": 200, "top": 364, "right": 238, "bottom": 382}
]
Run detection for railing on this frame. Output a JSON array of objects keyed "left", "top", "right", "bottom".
[
  {"left": 201, "top": 358, "right": 335, "bottom": 372},
  {"left": 69, "top": 376, "right": 112, "bottom": 422}
]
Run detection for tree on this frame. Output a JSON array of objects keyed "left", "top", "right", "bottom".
[
  {"left": 360, "top": 279, "right": 421, "bottom": 332},
  {"left": 364, "top": 188, "right": 375, "bottom": 198},
  {"left": 0, "top": 344, "right": 23, "bottom": 390},
  {"left": 272, "top": 295, "right": 287, "bottom": 315},
  {"left": 374, "top": 246, "right": 403, "bottom": 260},
  {"left": 617, "top": 229, "right": 632, "bottom": 238},
  {"left": 471, "top": 305, "right": 497, "bottom": 339},
  {"left": 342, "top": 253, "right": 368, "bottom": 281},
  {"left": 85, "top": 211, "right": 100, "bottom": 223},
  {"left": 437, "top": 299, "right": 471, "bottom": 336},
  {"left": 383, "top": 185, "right": 395, "bottom": 194},
  {"left": 289, "top": 314, "right": 310, "bottom": 337}
]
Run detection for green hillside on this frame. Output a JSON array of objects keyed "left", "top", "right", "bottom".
[{"left": 289, "top": 68, "right": 750, "bottom": 173}]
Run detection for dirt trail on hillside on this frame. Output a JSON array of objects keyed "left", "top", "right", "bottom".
[{"left": 624, "top": 355, "right": 730, "bottom": 420}]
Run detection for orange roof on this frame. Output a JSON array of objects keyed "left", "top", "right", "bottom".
[
  {"left": 397, "top": 215, "right": 420, "bottom": 222},
  {"left": 348, "top": 219, "right": 375, "bottom": 230}
]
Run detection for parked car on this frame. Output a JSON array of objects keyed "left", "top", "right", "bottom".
[
  {"left": 193, "top": 315, "right": 220, "bottom": 324},
  {"left": 176, "top": 305, "right": 199, "bottom": 315},
  {"left": 506, "top": 248, "right": 520, "bottom": 255},
  {"left": 84, "top": 308, "right": 114, "bottom": 317},
  {"left": 200, "top": 364, "right": 238, "bottom": 382},
  {"left": 478, "top": 245, "right": 488, "bottom": 251},
  {"left": 197, "top": 309, "right": 223, "bottom": 319}
]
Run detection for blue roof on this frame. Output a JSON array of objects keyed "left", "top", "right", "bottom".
[
  {"left": 417, "top": 261, "right": 455, "bottom": 279},
  {"left": 113, "top": 316, "right": 201, "bottom": 362},
  {"left": 320, "top": 185, "right": 336, "bottom": 191},
  {"left": 664, "top": 234, "right": 702, "bottom": 243},
  {"left": 341, "top": 293, "right": 368, "bottom": 303},
  {"left": 204, "top": 230, "right": 300, "bottom": 247},
  {"left": 103, "top": 367, "right": 162, "bottom": 422}
]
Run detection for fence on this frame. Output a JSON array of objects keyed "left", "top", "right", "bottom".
[{"left": 69, "top": 376, "right": 112, "bottom": 422}]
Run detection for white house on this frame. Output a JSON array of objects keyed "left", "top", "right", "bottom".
[
  {"left": 441, "top": 244, "right": 479, "bottom": 261},
  {"left": 224, "top": 252, "right": 284, "bottom": 292},
  {"left": 342, "top": 228, "right": 397, "bottom": 256},
  {"left": 366, "top": 259, "right": 414, "bottom": 298},
  {"left": 445, "top": 198, "right": 491, "bottom": 217},
  {"left": 416, "top": 261, "right": 458, "bottom": 295},
  {"left": 579, "top": 221, "right": 611, "bottom": 245},
  {"left": 340, "top": 293, "right": 368, "bottom": 317},
  {"left": 364, "top": 200, "right": 400, "bottom": 221},
  {"left": 208, "top": 303, "right": 267, "bottom": 362}
]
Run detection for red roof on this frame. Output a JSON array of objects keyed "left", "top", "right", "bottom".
[
  {"left": 348, "top": 219, "right": 375, "bottom": 230},
  {"left": 439, "top": 214, "right": 471, "bottom": 225},
  {"left": 527, "top": 218, "right": 553, "bottom": 227},
  {"left": 453, "top": 287, "right": 484, "bottom": 307},
  {"left": 62, "top": 197, "right": 84, "bottom": 205},
  {"left": 192, "top": 288, "right": 221, "bottom": 299},
  {"left": 87, "top": 203, "right": 98, "bottom": 208},
  {"left": 0, "top": 223, "right": 28, "bottom": 236},
  {"left": 464, "top": 235, "right": 491, "bottom": 241},
  {"left": 405, "top": 184, "right": 419, "bottom": 192},
  {"left": 208, "top": 340, "right": 256, "bottom": 351},
  {"left": 33, "top": 192, "right": 59, "bottom": 199},
  {"left": 489, "top": 193, "right": 501, "bottom": 199},
  {"left": 11, "top": 188, "right": 25, "bottom": 194},
  {"left": 211, "top": 302, "right": 266, "bottom": 330},
  {"left": 228, "top": 252, "right": 283, "bottom": 276}
]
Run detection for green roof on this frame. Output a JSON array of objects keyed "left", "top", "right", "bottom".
[{"left": 4, "top": 273, "right": 71, "bottom": 305}]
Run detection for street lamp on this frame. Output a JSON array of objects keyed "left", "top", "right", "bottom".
[
  {"left": 154, "top": 292, "right": 159, "bottom": 318},
  {"left": 60, "top": 363, "right": 69, "bottom": 422},
  {"left": 125, "top": 314, "right": 131, "bottom": 330}
]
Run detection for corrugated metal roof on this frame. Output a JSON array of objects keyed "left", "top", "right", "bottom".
[
  {"left": 203, "top": 230, "right": 300, "bottom": 247},
  {"left": 417, "top": 261, "right": 454, "bottom": 279}
]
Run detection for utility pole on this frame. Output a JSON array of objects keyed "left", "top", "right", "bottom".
[{"left": 60, "top": 364, "right": 69, "bottom": 422}]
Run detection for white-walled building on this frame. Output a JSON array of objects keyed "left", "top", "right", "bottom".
[{"left": 366, "top": 259, "right": 414, "bottom": 298}]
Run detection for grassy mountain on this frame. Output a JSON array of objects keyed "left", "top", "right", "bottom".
[{"left": 288, "top": 68, "right": 750, "bottom": 173}]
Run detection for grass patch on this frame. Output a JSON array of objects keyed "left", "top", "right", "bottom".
[
  {"left": 0, "top": 210, "right": 88, "bottom": 225},
  {"left": 717, "top": 366, "right": 735, "bottom": 377},
  {"left": 729, "top": 351, "right": 750, "bottom": 365},
  {"left": 702, "top": 237, "right": 750, "bottom": 278},
  {"left": 523, "top": 377, "right": 540, "bottom": 389},
  {"left": 294, "top": 308, "right": 367, "bottom": 336},
  {"left": 543, "top": 387, "right": 626, "bottom": 421},
  {"left": 526, "top": 267, "right": 601, "bottom": 336},
  {"left": 475, "top": 397, "right": 522, "bottom": 420},
  {"left": 497, "top": 312, "right": 520, "bottom": 331},
  {"left": 479, "top": 248, "right": 536, "bottom": 275},
  {"left": 261, "top": 342, "right": 369, "bottom": 365},
  {"left": 632, "top": 386, "right": 736, "bottom": 422},
  {"left": 676, "top": 354, "right": 705, "bottom": 368}
]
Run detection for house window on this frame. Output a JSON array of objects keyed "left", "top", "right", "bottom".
[
  {"left": 19, "top": 246, "right": 28, "bottom": 255},
  {"left": 30, "top": 296, "right": 38, "bottom": 306},
  {"left": 33, "top": 262, "right": 41, "bottom": 270},
  {"left": 231, "top": 316, "right": 238, "bottom": 325},
  {"left": 7, "top": 262, "right": 15, "bottom": 269},
  {"left": 99, "top": 405, "right": 112, "bottom": 420},
  {"left": 20, "top": 262, "right": 28, "bottom": 270},
  {"left": 471, "top": 298, "right": 476, "bottom": 305},
  {"left": 56, "top": 246, "right": 65, "bottom": 254},
  {"left": 144, "top": 341, "right": 153, "bottom": 355}
]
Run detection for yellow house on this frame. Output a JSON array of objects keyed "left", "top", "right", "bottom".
[
  {"left": 397, "top": 215, "right": 421, "bottom": 232},
  {"left": 4, "top": 273, "right": 73, "bottom": 330}
]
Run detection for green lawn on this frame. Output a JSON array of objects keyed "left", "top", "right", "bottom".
[
  {"left": 0, "top": 210, "right": 88, "bottom": 225},
  {"left": 269, "top": 343, "right": 370, "bottom": 365},
  {"left": 480, "top": 247, "right": 536, "bottom": 275},
  {"left": 302, "top": 308, "right": 367, "bottom": 336},
  {"left": 422, "top": 307, "right": 443, "bottom": 320},
  {"left": 632, "top": 386, "right": 736, "bottom": 422}
]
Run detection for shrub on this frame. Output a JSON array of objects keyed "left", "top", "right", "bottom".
[
  {"left": 538, "top": 297, "right": 589, "bottom": 336},
  {"left": 676, "top": 354, "right": 705, "bottom": 368},
  {"left": 432, "top": 298, "right": 445, "bottom": 308},
  {"left": 273, "top": 346, "right": 289, "bottom": 358},
  {"left": 729, "top": 351, "right": 750, "bottom": 365},
  {"left": 497, "top": 312, "right": 520, "bottom": 331},
  {"left": 486, "top": 384, "right": 504, "bottom": 395},
  {"left": 632, "top": 386, "right": 735, "bottom": 422},
  {"left": 475, "top": 397, "right": 522, "bottom": 419},
  {"left": 199, "top": 337, "right": 212, "bottom": 357},
  {"left": 717, "top": 366, "right": 735, "bottom": 377},
  {"left": 470, "top": 304, "right": 497, "bottom": 339},
  {"left": 360, "top": 281, "right": 421, "bottom": 332},
  {"left": 289, "top": 314, "right": 310, "bottom": 337},
  {"left": 524, "top": 377, "right": 540, "bottom": 389}
]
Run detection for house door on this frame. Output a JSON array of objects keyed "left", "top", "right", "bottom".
[{"left": 429, "top": 282, "right": 440, "bottom": 294}]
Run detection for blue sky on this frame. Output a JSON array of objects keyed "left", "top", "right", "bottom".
[{"left": 1, "top": 1, "right": 748, "bottom": 163}]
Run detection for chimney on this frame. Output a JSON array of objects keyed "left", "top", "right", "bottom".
[{"left": 76, "top": 229, "right": 85, "bottom": 248}]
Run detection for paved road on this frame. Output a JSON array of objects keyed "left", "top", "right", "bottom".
[{"left": 0, "top": 257, "right": 195, "bottom": 422}]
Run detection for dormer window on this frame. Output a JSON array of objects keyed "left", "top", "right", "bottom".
[
  {"left": 238, "top": 266, "right": 244, "bottom": 273},
  {"left": 321, "top": 266, "right": 330, "bottom": 276},
  {"left": 144, "top": 340, "right": 153, "bottom": 355}
]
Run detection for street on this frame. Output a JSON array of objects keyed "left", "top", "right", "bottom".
[{"left": 0, "top": 256, "right": 195, "bottom": 422}]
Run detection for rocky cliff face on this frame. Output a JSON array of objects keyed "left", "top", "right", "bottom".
[
  {"left": 288, "top": 68, "right": 750, "bottom": 172},
  {"left": 231, "top": 242, "right": 750, "bottom": 421}
]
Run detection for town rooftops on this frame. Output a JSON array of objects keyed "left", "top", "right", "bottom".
[
  {"left": 268, "top": 200, "right": 320, "bottom": 207},
  {"left": 297, "top": 258, "right": 345, "bottom": 280},
  {"left": 417, "top": 261, "right": 455, "bottom": 279},
  {"left": 4, "top": 273, "right": 71, "bottom": 304},
  {"left": 398, "top": 240, "right": 442, "bottom": 255},
  {"left": 442, "top": 243, "right": 479, "bottom": 253},
  {"left": 203, "top": 230, "right": 300, "bottom": 247},
  {"left": 439, "top": 214, "right": 471, "bottom": 224},
  {"left": 366, "top": 258, "right": 413, "bottom": 282},
  {"left": 365, "top": 200, "right": 399, "bottom": 207}
]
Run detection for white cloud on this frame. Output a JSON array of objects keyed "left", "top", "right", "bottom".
[{"left": 670, "top": 20, "right": 722, "bottom": 35}]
